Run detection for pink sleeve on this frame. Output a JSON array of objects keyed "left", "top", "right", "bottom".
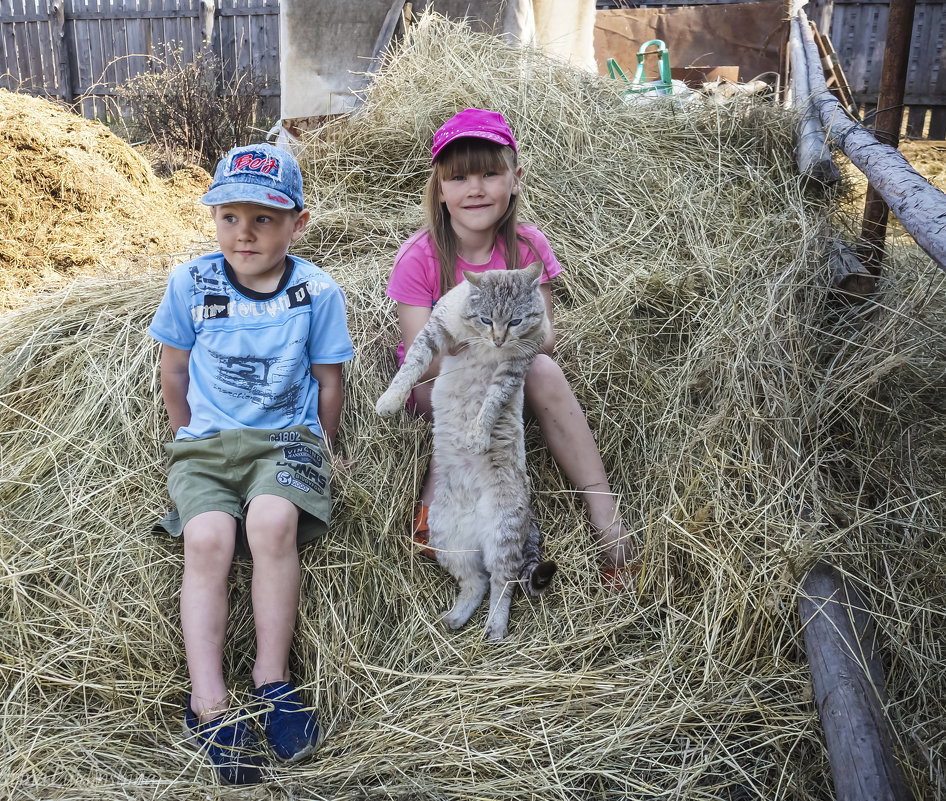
[
  {"left": 386, "top": 231, "right": 440, "bottom": 307},
  {"left": 518, "top": 226, "right": 563, "bottom": 282}
]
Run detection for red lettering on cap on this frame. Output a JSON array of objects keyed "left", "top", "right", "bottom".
[
  {"left": 267, "top": 193, "right": 290, "bottom": 204},
  {"left": 231, "top": 153, "right": 280, "bottom": 175}
]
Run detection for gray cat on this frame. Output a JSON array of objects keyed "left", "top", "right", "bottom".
[{"left": 376, "top": 262, "right": 557, "bottom": 640}]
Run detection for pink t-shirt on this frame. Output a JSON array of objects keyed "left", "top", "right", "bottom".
[{"left": 386, "top": 225, "right": 563, "bottom": 308}]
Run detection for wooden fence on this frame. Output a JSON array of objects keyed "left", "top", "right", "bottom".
[
  {"left": 0, "top": 0, "right": 279, "bottom": 119},
  {"left": 806, "top": 0, "right": 946, "bottom": 137},
  {"left": 2, "top": 0, "right": 946, "bottom": 137}
]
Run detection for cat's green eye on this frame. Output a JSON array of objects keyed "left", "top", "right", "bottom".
[
  {"left": 480, "top": 317, "right": 492, "bottom": 325},
  {"left": 509, "top": 319, "right": 522, "bottom": 326}
]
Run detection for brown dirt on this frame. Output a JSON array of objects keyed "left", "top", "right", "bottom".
[{"left": 0, "top": 89, "right": 214, "bottom": 311}]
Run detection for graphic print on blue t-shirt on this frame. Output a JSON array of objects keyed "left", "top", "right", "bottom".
[{"left": 149, "top": 253, "right": 354, "bottom": 440}]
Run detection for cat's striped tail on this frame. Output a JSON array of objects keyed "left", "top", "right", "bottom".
[{"left": 520, "top": 520, "right": 557, "bottom": 596}]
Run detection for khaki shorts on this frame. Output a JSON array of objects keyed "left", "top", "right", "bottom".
[{"left": 154, "top": 425, "right": 331, "bottom": 557}]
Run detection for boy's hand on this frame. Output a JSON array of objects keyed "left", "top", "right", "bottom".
[{"left": 332, "top": 456, "right": 355, "bottom": 473}]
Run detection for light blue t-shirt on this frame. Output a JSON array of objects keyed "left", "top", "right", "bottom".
[{"left": 149, "top": 253, "right": 354, "bottom": 441}]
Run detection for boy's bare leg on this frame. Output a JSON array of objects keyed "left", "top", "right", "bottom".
[
  {"left": 245, "top": 495, "right": 301, "bottom": 688},
  {"left": 181, "top": 511, "right": 237, "bottom": 720},
  {"left": 524, "top": 355, "right": 634, "bottom": 570}
]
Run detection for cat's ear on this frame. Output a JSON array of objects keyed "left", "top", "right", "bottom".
[
  {"left": 523, "top": 262, "right": 544, "bottom": 284},
  {"left": 463, "top": 270, "right": 483, "bottom": 287}
]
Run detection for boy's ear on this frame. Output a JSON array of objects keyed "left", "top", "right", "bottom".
[{"left": 291, "top": 209, "right": 310, "bottom": 240}]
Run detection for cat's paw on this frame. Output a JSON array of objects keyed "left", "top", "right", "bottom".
[
  {"left": 464, "top": 428, "right": 490, "bottom": 454},
  {"left": 484, "top": 622, "right": 508, "bottom": 641},
  {"left": 375, "top": 388, "right": 406, "bottom": 417},
  {"left": 439, "top": 608, "right": 465, "bottom": 631}
]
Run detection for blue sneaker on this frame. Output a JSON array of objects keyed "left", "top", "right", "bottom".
[
  {"left": 254, "top": 682, "right": 320, "bottom": 762},
  {"left": 183, "top": 699, "right": 267, "bottom": 784}
]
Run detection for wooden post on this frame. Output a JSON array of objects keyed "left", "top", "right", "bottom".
[
  {"left": 799, "top": 562, "right": 914, "bottom": 801},
  {"left": 49, "top": 0, "right": 73, "bottom": 103},
  {"left": 859, "top": 0, "right": 918, "bottom": 272}
]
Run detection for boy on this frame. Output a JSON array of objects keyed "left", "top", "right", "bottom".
[{"left": 149, "top": 143, "right": 354, "bottom": 784}]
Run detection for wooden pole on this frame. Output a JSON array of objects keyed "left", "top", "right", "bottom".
[
  {"left": 788, "top": 13, "right": 840, "bottom": 185},
  {"left": 859, "top": 0, "right": 918, "bottom": 271},
  {"left": 799, "top": 562, "right": 915, "bottom": 801},
  {"left": 795, "top": 7, "right": 946, "bottom": 274}
]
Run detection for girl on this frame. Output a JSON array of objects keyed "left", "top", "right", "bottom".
[{"left": 386, "top": 108, "right": 636, "bottom": 586}]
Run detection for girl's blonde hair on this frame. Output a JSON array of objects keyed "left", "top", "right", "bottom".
[{"left": 422, "top": 139, "right": 542, "bottom": 296}]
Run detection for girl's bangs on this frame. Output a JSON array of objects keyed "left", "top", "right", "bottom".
[{"left": 436, "top": 140, "right": 513, "bottom": 177}]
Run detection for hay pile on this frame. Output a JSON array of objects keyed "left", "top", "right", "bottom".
[
  {"left": 0, "top": 89, "right": 214, "bottom": 310},
  {"left": 1, "top": 15, "right": 944, "bottom": 800}
]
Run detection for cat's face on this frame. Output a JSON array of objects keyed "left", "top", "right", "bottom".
[{"left": 461, "top": 264, "right": 546, "bottom": 348}]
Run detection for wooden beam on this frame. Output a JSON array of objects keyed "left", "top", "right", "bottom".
[
  {"left": 796, "top": 5, "right": 946, "bottom": 274},
  {"left": 788, "top": 13, "right": 840, "bottom": 185},
  {"left": 799, "top": 562, "right": 915, "bottom": 801},
  {"left": 370, "top": 0, "right": 408, "bottom": 72}
]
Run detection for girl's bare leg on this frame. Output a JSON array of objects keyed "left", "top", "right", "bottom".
[
  {"left": 524, "top": 355, "right": 635, "bottom": 569},
  {"left": 414, "top": 356, "right": 635, "bottom": 570}
]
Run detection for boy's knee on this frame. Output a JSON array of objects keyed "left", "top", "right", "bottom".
[
  {"left": 183, "top": 514, "right": 236, "bottom": 566},
  {"left": 245, "top": 497, "right": 299, "bottom": 557}
]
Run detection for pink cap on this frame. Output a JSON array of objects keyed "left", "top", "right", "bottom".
[{"left": 431, "top": 108, "right": 517, "bottom": 164}]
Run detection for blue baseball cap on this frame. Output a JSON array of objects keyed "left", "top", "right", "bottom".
[{"left": 201, "top": 143, "right": 304, "bottom": 210}]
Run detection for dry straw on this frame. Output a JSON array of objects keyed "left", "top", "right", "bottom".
[
  {"left": 0, "top": 89, "right": 214, "bottom": 311},
  {"left": 1, "top": 14, "right": 944, "bottom": 800}
]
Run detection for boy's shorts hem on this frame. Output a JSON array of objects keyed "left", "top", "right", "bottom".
[{"left": 153, "top": 426, "right": 331, "bottom": 557}]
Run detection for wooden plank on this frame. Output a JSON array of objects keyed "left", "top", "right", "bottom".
[
  {"left": 90, "top": 0, "right": 108, "bottom": 108},
  {"left": 905, "top": 105, "right": 928, "bottom": 136},
  {"left": 251, "top": 0, "right": 267, "bottom": 83},
  {"left": 159, "top": 0, "right": 172, "bottom": 53},
  {"left": 0, "top": 0, "right": 18, "bottom": 88},
  {"left": 215, "top": 0, "right": 234, "bottom": 75},
  {"left": 930, "top": 2, "right": 946, "bottom": 109},
  {"left": 259, "top": 0, "right": 278, "bottom": 100},
  {"left": 98, "top": 0, "right": 121, "bottom": 99},
  {"left": 33, "top": 0, "right": 56, "bottom": 96},
  {"left": 181, "top": 0, "right": 199, "bottom": 59},
  {"left": 0, "top": 0, "right": 17, "bottom": 90},
  {"left": 904, "top": 1, "right": 933, "bottom": 100},
  {"left": 233, "top": 0, "right": 252, "bottom": 86},
  {"left": 49, "top": 0, "right": 72, "bottom": 99},
  {"left": 0, "top": 0, "right": 51, "bottom": 22},
  {"left": 8, "top": 0, "right": 25, "bottom": 88},
  {"left": 929, "top": 107, "right": 946, "bottom": 138},
  {"left": 123, "top": 0, "right": 147, "bottom": 73},
  {"left": 70, "top": 0, "right": 93, "bottom": 112}
]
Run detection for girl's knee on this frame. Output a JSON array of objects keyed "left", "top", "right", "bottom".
[{"left": 525, "top": 355, "right": 571, "bottom": 403}]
